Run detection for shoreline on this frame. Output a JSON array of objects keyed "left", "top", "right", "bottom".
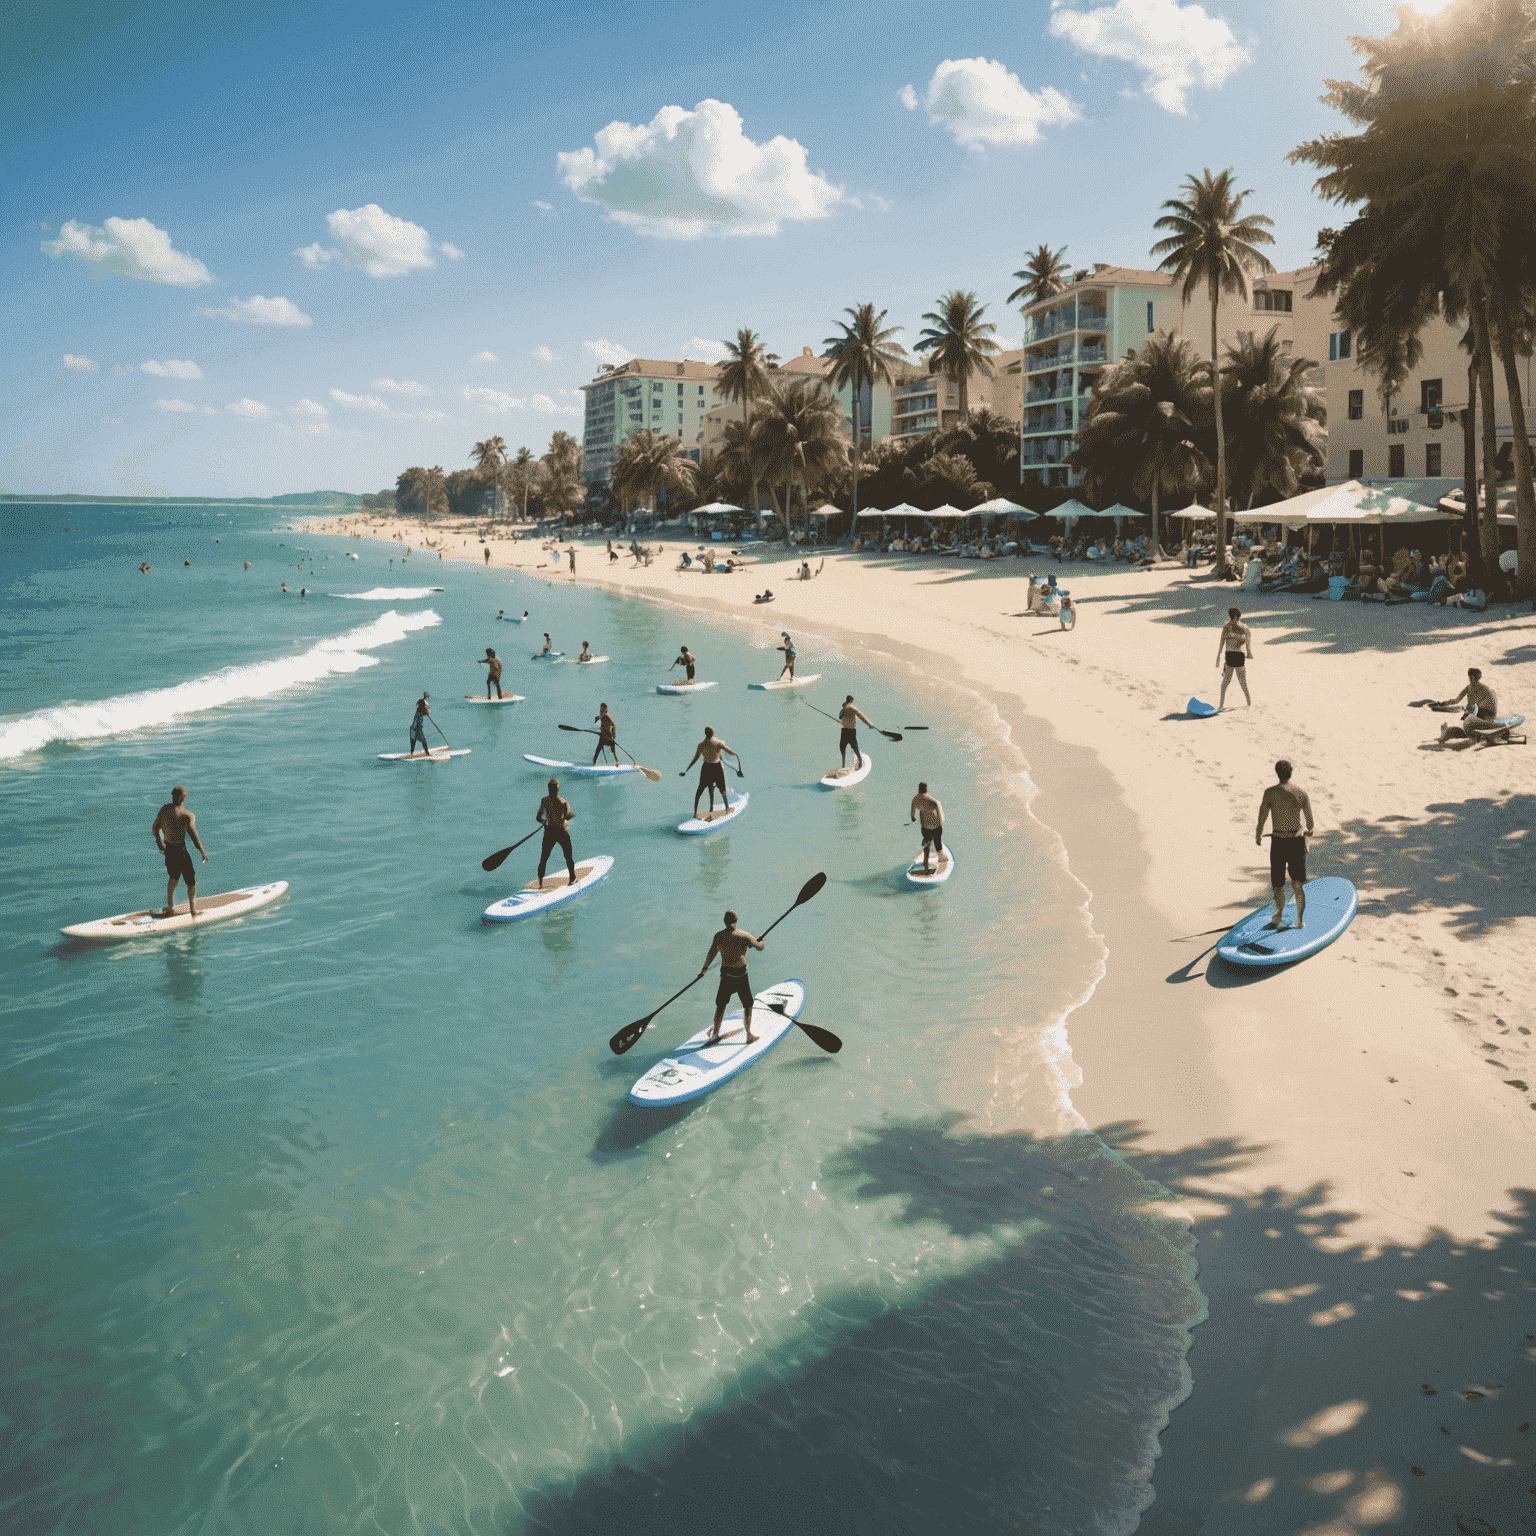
[{"left": 310, "top": 514, "right": 1535, "bottom": 1530}]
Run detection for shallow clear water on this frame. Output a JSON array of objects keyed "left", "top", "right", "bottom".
[{"left": 1, "top": 504, "right": 1202, "bottom": 1534}]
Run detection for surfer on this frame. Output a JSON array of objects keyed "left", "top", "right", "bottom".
[
  {"left": 1254, "top": 759, "right": 1315, "bottom": 929},
  {"left": 593, "top": 704, "right": 619, "bottom": 765},
  {"left": 568, "top": 547, "right": 576, "bottom": 575},
  {"left": 497, "top": 610, "right": 504, "bottom": 621},
  {"left": 408, "top": 693, "right": 433, "bottom": 756},
  {"left": 536, "top": 633, "right": 555, "bottom": 658},
  {"left": 672, "top": 645, "right": 697, "bottom": 682},
  {"left": 151, "top": 784, "right": 208, "bottom": 917},
  {"left": 576, "top": 641, "right": 594, "bottom": 664},
  {"left": 521, "top": 611, "right": 529, "bottom": 622},
  {"left": 910, "top": 781, "right": 945, "bottom": 874},
  {"left": 699, "top": 910, "right": 766, "bottom": 1044},
  {"left": 535, "top": 778, "right": 579, "bottom": 890},
  {"left": 839, "top": 695, "right": 875, "bottom": 769},
  {"left": 476, "top": 648, "right": 504, "bottom": 699},
  {"left": 777, "top": 632, "right": 796, "bottom": 679},
  {"left": 1436, "top": 667, "right": 1499, "bottom": 743},
  {"left": 1216, "top": 607, "right": 1253, "bottom": 709},
  {"left": 680, "top": 727, "right": 740, "bottom": 816}
]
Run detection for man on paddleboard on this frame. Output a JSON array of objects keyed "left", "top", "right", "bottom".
[
  {"left": 536, "top": 633, "right": 555, "bottom": 658},
  {"left": 476, "top": 648, "right": 504, "bottom": 699},
  {"left": 839, "top": 695, "right": 875, "bottom": 769},
  {"left": 910, "top": 781, "right": 945, "bottom": 874},
  {"left": 680, "top": 727, "right": 740, "bottom": 816},
  {"left": 593, "top": 704, "right": 619, "bottom": 765},
  {"left": 408, "top": 693, "right": 433, "bottom": 756},
  {"left": 673, "top": 645, "right": 697, "bottom": 682},
  {"left": 777, "top": 631, "right": 796, "bottom": 680},
  {"left": 576, "top": 641, "right": 594, "bottom": 663},
  {"left": 700, "top": 910, "right": 766, "bottom": 1044},
  {"left": 1254, "top": 759, "right": 1314, "bottom": 929},
  {"left": 152, "top": 784, "right": 208, "bottom": 917},
  {"left": 535, "top": 778, "right": 578, "bottom": 889}
]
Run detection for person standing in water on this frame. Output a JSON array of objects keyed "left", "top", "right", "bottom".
[
  {"left": 838, "top": 694, "right": 875, "bottom": 769},
  {"left": 672, "top": 645, "right": 697, "bottom": 682},
  {"left": 593, "top": 703, "right": 619, "bottom": 765},
  {"left": 476, "top": 647, "right": 504, "bottom": 699},
  {"left": 152, "top": 784, "right": 209, "bottom": 917},
  {"left": 699, "top": 909, "right": 766, "bottom": 1044},
  {"left": 408, "top": 692, "right": 434, "bottom": 756},
  {"left": 484, "top": 547, "right": 491, "bottom": 565},
  {"left": 568, "top": 547, "right": 576, "bottom": 575},
  {"left": 909, "top": 781, "right": 946, "bottom": 874},
  {"left": 1217, "top": 607, "right": 1253, "bottom": 709},
  {"left": 1254, "top": 758, "right": 1315, "bottom": 929},
  {"left": 777, "top": 631, "right": 796, "bottom": 680},
  {"left": 680, "top": 726, "right": 740, "bottom": 816},
  {"left": 535, "top": 778, "right": 578, "bottom": 890}
]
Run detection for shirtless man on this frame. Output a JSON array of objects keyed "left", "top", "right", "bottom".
[
  {"left": 672, "top": 645, "right": 697, "bottom": 683},
  {"left": 535, "top": 778, "right": 578, "bottom": 890},
  {"left": 777, "top": 631, "right": 796, "bottom": 680},
  {"left": 576, "top": 641, "right": 595, "bottom": 664},
  {"left": 408, "top": 692, "right": 434, "bottom": 756},
  {"left": 699, "top": 909, "right": 766, "bottom": 1044},
  {"left": 680, "top": 726, "right": 740, "bottom": 816},
  {"left": 1437, "top": 667, "right": 1500, "bottom": 743},
  {"left": 839, "top": 694, "right": 875, "bottom": 769},
  {"left": 909, "top": 781, "right": 946, "bottom": 875},
  {"left": 592, "top": 703, "right": 619, "bottom": 765},
  {"left": 1254, "top": 759, "right": 1315, "bottom": 929},
  {"left": 476, "top": 647, "right": 504, "bottom": 699},
  {"left": 152, "top": 785, "right": 209, "bottom": 917},
  {"left": 1217, "top": 607, "right": 1253, "bottom": 709}
]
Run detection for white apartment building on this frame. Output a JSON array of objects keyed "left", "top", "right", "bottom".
[{"left": 579, "top": 358, "right": 721, "bottom": 483}]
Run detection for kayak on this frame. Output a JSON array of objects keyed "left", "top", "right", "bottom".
[
  {"left": 748, "top": 674, "right": 821, "bottom": 690},
  {"left": 463, "top": 694, "right": 526, "bottom": 704},
  {"left": 557, "top": 656, "right": 610, "bottom": 665},
  {"left": 483, "top": 856, "right": 614, "bottom": 922},
  {"left": 62, "top": 881, "right": 289, "bottom": 943},
  {"left": 904, "top": 843, "right": 955, "bottom": 888},
  {"left": 377, "top": 747, "right": 471, "bottom": 761},
  {"left": 656, "top": 680, "right": 717, "bottom": 694},
  {"left": 1215, "top": 876, "right": 1359, "bottom": 969},
  {"left": 676, "top": 791, "right": 749, "bottom": 835},
  {"left": 628, "top": 979, "right": 807, "bottom": 1106},
  {"left": 531, "top": 652, "right": 563, "bottom": 661},
  {"left": 820, "top": 751, "right": 873, "bottom": 788},
  {"left": 523, "top": 753, "right": 637, "bottom": 778}
]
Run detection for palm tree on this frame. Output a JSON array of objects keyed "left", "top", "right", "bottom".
[
  {"left": 1007, "top": 244, "right": 1070, "bottom": 308},
  {"left": 822, "top": 303, "right": 907, "bottom": 527},
  {"left": 1219, "top": 328, "right": 1326, "bottom": 511},
  {"left": 395, "top": 466, "right": 430, "bottom": 517},
  {"left": 538, "top": 431, "right": 586, "bottom": 522},
  {"left": 470, "top": 436, "right": 508, "bottom": 515},
  {"left": 709, "top": 418, "right": 761, "bottom": 509},
  {"left": 914, "top": 290, "right": 999, "bottom": 421},
  {"left": 611, "top": 429, "right": 698, "bottom": 519},
  {"left": 1151, "top": 168, "right": 1276, "bottom": 576},
  {"left": 423, "top": 466, "right": 448, "bottom": 520},
  {"left": 752, "top": 379, "right": 848, "bottom": 534},
  {"left": 904, "top": 452, "right": 994, "bottom": 510},
  {"left": 716, "top": 329, "right": 779, "bottom": 516},
  {"left": 506, "top": 447, "right": 540, "bottom": 522}
]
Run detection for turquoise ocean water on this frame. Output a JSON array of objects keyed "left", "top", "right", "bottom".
[{"left": 2, "top": 503, "right": 1203, "bottom": 1534}]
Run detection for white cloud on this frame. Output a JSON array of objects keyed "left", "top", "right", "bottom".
[
  {"left": 301, "top": 422, "right": 335, "bottom": 437},
  {"left": 228, "top": 397, "right": 271, "bottom": 419},
  {"left": 681, "top": 336, "right": 730, "bottom": 363},
  {"left": 472, "top": 349, "right": 499, "bottom": 363},
  {"left": 908, "top": 58, "right": 1080, "bottom": 147},
  {"left": 1048, "top": 0, "right": 1250, "bottom": 113},
  {"left": 438, "top": 242, "right": 464, "bottom": 260},
  {"left": 100, "top": 416, "right": 122, "bottom": 423},
  {"left": 584, "top": 338, "right": 634, "bottom": 367},
  {"left": 558, "top": 98, "right": 843, "bottom": 239},
  {"left": 324, "top": 204, "right": 437, "bottom": 277},
  {"left": 202, "top": 406, "right": 217, "bottom": 415},
  {"left": 293, "top": 397, "right": 329, "bottom": 417},
  {"left": 417, "top": 408, "right": 451, "bottom": 422},
  {"left": 330, "top": 388, "right": 391, "bottom": 413},
  {"left": 154, "top": 398, "right": 197, "bottom": 413},
  {"left": 529, "top": 394, "right": 557, "bottom": 413},
  {"left": 532, "top": 200, "right": 554, "bottom": 213},
  {"left": 63, "top": 353, "right": 98, "bottom": 371},
  {"left": 141, "top": 358, "right": 202, "bottom": 378},
  {"left": 463, "top": 385, "right": 524, "bottom": 413},
  {"left": 898, "top": 84, "right": 919, "bottom": 110},
  {"left": 531, "top": 344, "right": 558, "bottom": 363},
  {"left": 42, "top": 217, "right": 211, "bottom": 286},
  {"left": 295, "top": 242, "right": 337, "bottom": 269},
  {"left": 371, "top": 377, "right": 431, "bottom": 396},
  {"left": 196, "top": 294, "right": 312, "bottom": 326}
]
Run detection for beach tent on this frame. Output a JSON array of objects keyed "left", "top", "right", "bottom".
[
  {"left": 1294, "top": 480, "right": 1453, "bottom": 525},
  {"left": 1228, "top": 483, "right": 1343, "bottom": 527}
]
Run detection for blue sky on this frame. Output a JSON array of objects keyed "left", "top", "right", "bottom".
[{"left": 4, "top": 0, "right": 1417, "bottom": 496}]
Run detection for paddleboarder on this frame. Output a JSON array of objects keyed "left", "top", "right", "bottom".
[
  {"left": 576, "top": 641, "right": 595, "bottom": 664},
  {"left": 1254, "top": 759, "right": 1314, "bottom": 930},
  {"left": 1217, "top": 607, "right": 1253, "bottom": 710},
  {"left": 593, "top": 704, "right": 619, "bottom": 765},
  {"left": 151, "top": 784, "right": 209, "bottom": 917},
  {"left": 672, "top": 645, "right": 697, "bottom": 683},
  {"left": 909, "top": 781, "right": 946, "bottom": 875},
  {"left": 680, "top": 727, "right": 740, "bottom": 816},
  {"left": 408, "top": 692, "right": 433, "bottom": 756},
  {"left": 777, "top": 631, "right": 796, "bottom": 680},
  {"left": 536, "top": 633, "right": 555, "bottom": 658},
  {"left": 838, "top": 694, "right": 875, "bottom": 770},
  {"left": 476, "top": 647, "right": 504, "bottom": 699},
  {"left": 535, "top": 778, "right": 578, "bottom": 890},
  {"left": 699, "top": 909, "right": 766, "bottom": 1044}
]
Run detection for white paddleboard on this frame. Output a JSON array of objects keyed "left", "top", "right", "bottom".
[
  {"left": 523, "top": 753, "right": 637, "bottom": 778},
  {"left": 557, "top": 655, "right": 610, "bottom": 665},
  {"left": 656, "top": 680, "right": 717, "bottom": 694},
  {"left": 820, "top": 751, "right": 873, "bottom": 788},
  {"left": 904, "top": 843, "right": 955, "bottom": 888},
  {"left": 748, "top": 674, "right": 821, "bottom": 690},
  {"left": 628, "top": 979, "right": 806, "bottom": 1106},
  {"left": 483, "top": 855, "right": 614, "bottom": 922},
  {"left": 531, "top": 651, "right": 563, "bottom": 661},
  {"left": 464, "top": 694, "right": 526, "bottom": 704},
  {"left": 377, "top": 747, "right": 471, "bottom": 761},
  {"left": 676, "top": 791, "right": 749, "bottom": 835},
  {"left": 62, "top": 881, "right": 289, "bottom": 943}
]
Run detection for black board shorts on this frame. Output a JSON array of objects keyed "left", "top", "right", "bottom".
[
  {"left": 839, "top": 727, "right": 859, "bottom": 751},
  {"left": 716, "top": 968, "right": 753, "bottom": 1009},
  {"left": 163, "top": 844, "right": 196, "bottom": 884},
  {"left": 921, "top": 822, "right": 944, "bottom": 850},
  {"left": 699, "top": 761, "right": 727, "bottom": 792},
  {"left": 1225, "top": 650, "right": 1246, "bottom": 670},
  {"left": 1269, "top": 836, "right": 1306, "bottom": 887}
]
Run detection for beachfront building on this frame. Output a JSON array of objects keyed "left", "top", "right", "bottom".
[
  {"left": 889, "top": 349, "right": 1024, "bottom": 443},
  {"left": 579, "top": 357, "right": 722, "bottom": 484}
]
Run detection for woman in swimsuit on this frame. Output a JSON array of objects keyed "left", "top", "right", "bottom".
[{"left": 1216, "top": 607, "right": 1253, "bottom": 709}]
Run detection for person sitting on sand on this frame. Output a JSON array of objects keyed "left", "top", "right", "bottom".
[
  {"left": 698, "top": 910, "right": 766, "bottom": 1045},
  {"left": 1217, "top": 608, "right": 1253, "bottom": 709},
  {"left": 1059, "top": 595, "right": 1077, "bottom": 631},
  {"left": 679, "top": 551, "right": 694, "bottom": 570},
  {"left": 754, "top": 589, "right": 774, "bottom": 604},
  {"left": 1437, "top": 667, "right": 1500, "bottom": 743},
  {"left": 1254, "top": 759, "right": 1314, "bottom": 929}
]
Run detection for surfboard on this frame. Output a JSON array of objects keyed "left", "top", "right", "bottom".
[
  {"left": 748, "top": 674, "right": 821, "bottom": 690},
  {"left": 523, "top": 753, "right": 637, "bottom": 778},
  {"left": 676, "top": 791, "right": 749, "bottom": 835},
  {"left": 483, "top": 856, "right": 614, "bottom": 922},
  {"left": 557, "top": 656, "right": 610, "bottom": 665},
  {"left": 1187, "top": 697, "right": 1219, "bottom": 718},
  {"left": 1215, "top": 876, "right": 1359, "bottom": 969},
  {"left": 377, "top": 748, "right": 471, "bottom": 761},
  {"left": 656, "top": 680, "right": 717, "bottom": 694},
  {"left": 904, "top": 844, "right": 955, "bottom": 888},
  {"left": 463, "top": 694, "right": 526, "bottom": 704},
  {"left": 62, "top": 881, "right": 289, "bottom": 942},
  {"left": 531, "top": 651, "right": 563, "bottom": 661},
  {"left": 627, "top": 980, "right": 806, "bottom": 1107},
  {"left": 821, "top": 751, "right": 873, "bottom": 788}
]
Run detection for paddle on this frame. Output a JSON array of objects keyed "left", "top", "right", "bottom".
[
  {"left": 481, "top": 826, "right": 543, "bottom": 872},
  {"left": 609, "top": 871, "right": 827, "bottom": 1055},
  {"left": 802, "top": 700, "right": 902, "bottom": 743},
  {"left": 1169, "top": 924, "right": 1233, "bottom": 942},
  {"left": 556, "top": 724, "right": 662, "bottom": 782},
  {"left": 902, "top": 726, "right": 930, "bottom": 731},
  {"left": 766, "top": 1000, "right": 842, "bottom": 1054},
  {"left": 429, "top": 717, "right": 453, "bottom": 751}
]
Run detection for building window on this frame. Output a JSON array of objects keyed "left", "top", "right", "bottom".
[
  {"left": 1348, "top": 448, "right": 1364, "bottom": 478},
  {"left": 1146, "top": 301, "right": 1154, "bottom": 332},
  {"left": 1348, "top": 390, "right": 1363, "bottom": 420},
  {"left": 1255, "top": 289, "right": 1293, "bottom": 312},
  {"left": 1388, "top": 444, "right": 1404, "bottom": 477},
  {"left": 1420, "top": 378, "right": 1442, "bottom": 412},
  {"left": 1329, "top": 331, "right": 1353, "bottom": 361},
  {"left": 1426, "top": 443, "right": 1442, "bottom": 476}
]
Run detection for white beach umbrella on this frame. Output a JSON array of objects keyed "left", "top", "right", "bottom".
[{"left": 970, "top": 497, "right": 1039, "bottom": 519}]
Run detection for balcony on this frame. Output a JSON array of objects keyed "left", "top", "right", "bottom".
[
  {"left": 1078, "top": 345, "right": 1108, "bottom": 365},
  {"left": 1026, "top": 385, "right": 1074, "bottom": 405}
]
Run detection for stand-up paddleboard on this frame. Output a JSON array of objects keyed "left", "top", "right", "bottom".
[
  {"left": 821, "top": 751, "right": 873, "bottom": 788},
  {"left": 1187, "top": 697, "right": 1219, "bottom": 718},
  {"left": 483, "top": 855, "right": 614, "bottom": 922},
  {"left": 628, "top": 980, "right": 806, "bottom": 1107},
  {"left": 62, "top": 881, "right": 289, "bottom": 943},
  {"left": 656, "top": 680, "right": 717, "bottom": 694},
  {"left": 676, "top": 791, "right": 749, "bottom": 835},
  {"left": 464, "top": 694, "right": 526, "bottom": 704},
  {"left": 377, "top": 747, "right": 471, "bottom": 762},
  {"left": 748, "top": 674, "right": 821, "bottom": 691},
  {"left": 523, "top": 753, "right": 637, "bottom": 778},
  {"left": 557, "top": 655, "right": 610, "bottom": 665},
  {"left": 1216, "top": 876, "right": 1358, "bottom": 969},
  {"left": 904, "top": 844, "right": 955, "bottom": 888},
  {"left": 531, "top": 651, "right": 563, "bottom": 661}
]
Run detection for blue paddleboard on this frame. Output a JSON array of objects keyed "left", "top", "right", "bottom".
[
  {"left": 1216, "top": 876, "right": 1358, "bottom": 969},
  {"left": 1188, "top": 697, "right": 1218, "bottom": 718}
]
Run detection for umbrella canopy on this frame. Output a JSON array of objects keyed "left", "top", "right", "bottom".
[
  {"left": 1100, "top": 503, "right": 1146, "bottom": 520},
  {"left": 1438, "top": 485, "right": 1517, "bottom": 525},
  {"left": 857, "top": 502, "right": 926, "bottom": 520},
  {"left": 1297, "top": 480, "right": 1455, "bottom": 525},
  {"left": 694, "top": 500, "right": 742, "bottom": 514},
  {"left": 924, "top": 503, "right": 966, "bottom": 519},
  {"left": 970, "top": 496, "right": 1037, "bottom": 518},
  {"left": 1037, "top": 497, "right": 1098, "bottom": 522},
  {"left": 808, "top": 503, "right": 842, "bottom": 519},
  {"left": 1229, "top": 483, "right": 1345, "bottom": 527}
]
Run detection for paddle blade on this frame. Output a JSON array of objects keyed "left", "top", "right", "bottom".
[
  {"left": 481, "top": 845, "right": 515, "bottom": 872},
  {"left": 903, "top": 726, "right": 930, "bottom": 731},
  {"left": 796, "top": 1020, "right": 842, "bottom": 1053},
  {"left": 879, "top": 730, "right": 904, "bottom": 742},
  {"left": 557, "top": 723, "right": 583, "bottom": 732},
  {"left": 796, "top": 871, "right": 828, "bottom": 905},
  {"left": 610, "top": 1015, "right": 652, "bottom": 1055},
  {"left": 637, "top": 765, "right": 662, "bottom": 783}
]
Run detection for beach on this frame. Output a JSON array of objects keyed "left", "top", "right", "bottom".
[{"left": 315, "top": 512, "right": 1536, "bottom": 1530}]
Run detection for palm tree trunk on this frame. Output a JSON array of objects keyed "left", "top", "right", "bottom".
[
  {"left": 1211, "top": 292, "right": 1231, "bottom": 577},
  {"left": 1489, "top": 290, "right": 1536, "bottom": 596},
  {"left": 1463, "top": 357, "right": 1479, "bottom": 577},
  {"left": 1471, "top": 298, "right": 1501, "bottom": 579},
  {"left": 957, "top": 370, "right": 969, "bottom": 422},
  {"left": 851, "top": 373, "right": 862, "bottom": 538},
  {"left": 1151, "top": 480, "right": 1160, "bottom": 551}
]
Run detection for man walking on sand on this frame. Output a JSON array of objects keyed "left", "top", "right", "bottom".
[
  {"left": 698, "top": 909, "right": 766, "bottom": 1044},
  {"left": 152, "top": 784, "right": 209, "bottom": 917},
  {"left": 909, "top": 781, "right": 946, "bottom": 874},
  {"left": 1217, "top": 607, "right": 1253, "bottom": 709},
  {"left": 1254, "top": 759, "right": 1314, "bottom": 929}
]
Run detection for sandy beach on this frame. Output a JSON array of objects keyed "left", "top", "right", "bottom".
[{"left": 311, "top": 513, "right": 1534, "bottom": 1531}]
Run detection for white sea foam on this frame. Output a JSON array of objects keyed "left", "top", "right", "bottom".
[
  {"left": 0, "top": 609, "right": 441, "bottom": 760},
  {"left": 330, "top": 586, "right": 444, "bottom": 599}
]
